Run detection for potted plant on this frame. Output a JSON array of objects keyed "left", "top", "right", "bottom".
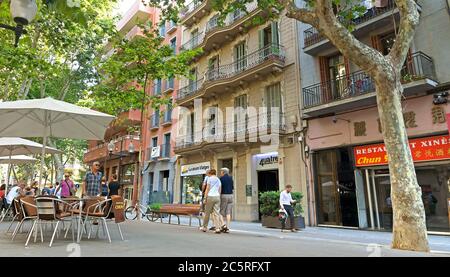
[{"left": 259, "top": 191, "right": 305, "bottom": 229}]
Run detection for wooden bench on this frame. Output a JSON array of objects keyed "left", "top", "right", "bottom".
[{"left": 151, "top": 204, "right": 202, "bottom": 227}]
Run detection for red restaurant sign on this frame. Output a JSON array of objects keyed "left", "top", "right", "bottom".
[{"left": 354, "top": 135, "right": 450, "bottom": 167}]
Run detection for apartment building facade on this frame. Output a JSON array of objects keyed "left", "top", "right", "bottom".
[
  {"left": 298, "top": 0, "right": 450, "bottom": 233},
  {"left": 141, "top": 19, "right": 182, "bottom": 206},
  {"left": 84, "top": 1, "right": 159, "bottom": 205},
  {"left": 173, "top": 1, "right": 307, "bottom": 222}
]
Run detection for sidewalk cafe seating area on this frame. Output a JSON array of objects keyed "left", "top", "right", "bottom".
[{"left": 1, "top": 195, "right": 126, "bottom": 247}]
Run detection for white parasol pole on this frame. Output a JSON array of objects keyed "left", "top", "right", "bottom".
[
  {"left": 39, "top": 111, "right": 48, "bottom": 193},
  {"left": 6, "top": 149, "right": 12, "bottom": 195}
]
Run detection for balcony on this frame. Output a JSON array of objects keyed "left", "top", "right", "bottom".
[
  {"left": 180, "top": 2, "right": 260, "bottom": 56},
  {"left": 125, "top": 25, "right": 144, "bottom": 41},
  {"left": 162, "top": 109, "right": 172, "bottom": 126},
  {"left": 149, "top": 114, "right": 160, "bottom": 130},
  {"left": 163, "top": 78, "right": 175, "bottom": 93},
  {"left": 153, "top": 81, "right": 162, "bottom": 96},
  {"left": 302, "top": 52, "right": 438, "bottom": 117},
  {"left": 180, "top": 0, "right": 212, "bottom": 27},
  {"left": 174, "top": 113, "right": 286, "bottom": 153},
  {"left": 160, "top": 143, "right": 171, "bottom": 159},
  {"left": 117, "top": 0, "right": 153, "bottom": 34},
  {"left": 84, "top": 135, "right": 140, "bottom": 164},
  {"left": 167, "top": 21, "right": 177, "bottom": 34},
  {"left": 177, "top": 78, "right": 204, "bottom": 102},
  {"left": 303, "top": 0, "right": 402, "bottom": 55},
  {"left": 176, "top": 44, "right": 285, "bottom": 105},
  {"left": 104, "top": 110, "right": 142, "bottom": 139}
]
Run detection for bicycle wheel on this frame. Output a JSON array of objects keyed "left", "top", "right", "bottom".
[
  {"left": 125, "top": 206, "right": 138, "bottom": 220},
  {"left": 146, "top": 211, "right": 159, "bottom": 222}
]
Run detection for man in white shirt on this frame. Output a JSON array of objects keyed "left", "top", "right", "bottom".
[
  {"left": 279, "top": 184, "right": 297, "bottom": 232},
  {"left": 6, "top": 183, "right": 25, "bottom": 205}
]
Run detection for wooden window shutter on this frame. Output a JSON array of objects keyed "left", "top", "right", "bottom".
[
  {"left": 371, "top": 35, "right": 382, "bottom": 52},
  {"left": 319, "top": 56, "right": 331, "bottom": 102}
]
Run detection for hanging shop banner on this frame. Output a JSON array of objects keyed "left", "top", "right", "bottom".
[
  {"left": 354, "top": 135, "right": 450, "bottom": 167},
  {"left": 181, "top": 162, "right": 211, "bottom": 177}
]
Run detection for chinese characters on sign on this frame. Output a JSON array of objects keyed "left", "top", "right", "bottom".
[
  {"left": 354, "top": 135, "right": 450, "bottom": 167},
  {"left": 354, "top": 121, "right": 367, "bottom": 136},
  {"left": 432, "top": 106, "right": 446, "bottom": 124}
]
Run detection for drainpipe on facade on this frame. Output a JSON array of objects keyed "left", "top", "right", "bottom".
[{"left": 292, "top": 16, "right": 314, "bottom": 227}]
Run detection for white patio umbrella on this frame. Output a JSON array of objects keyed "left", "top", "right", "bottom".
[
  {"left": 0, "top": 137, "right": 61, "bottom": 192},
  {"left": 0, "top": 97, "right": 115, "bottom": 189},
  {"left": 0, "top": 155, "right": 37, "bottom": 186},
  {"left": 0, "top": 155, "right": 37, "bottom": 165}
]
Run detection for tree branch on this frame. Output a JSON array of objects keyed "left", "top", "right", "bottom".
[
  {"left": 313, "top": 0, "right": 385, "bottom": 74},
  {"left": 388, "top": 0, "right": 420, "bottom": 68},
  {"left": 280, "top": 0, "right": 318, "bottom": 26}
]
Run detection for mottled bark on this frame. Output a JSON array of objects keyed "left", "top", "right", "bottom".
[
  {"left": 283, "top": 0, "right": 429, "bottom": 251},
  {"left": 374, "top": 69, "right": 429, "bottom": 251}
]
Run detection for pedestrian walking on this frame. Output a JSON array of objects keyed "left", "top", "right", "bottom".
[
  {"left": 82, "top": 162, "right": 102, "bottom": 197},
  {"left": 56, "top": 173, "right": 76, "bottom": 198},
  {"left": 200, "top": 169, "right": 224, "bottom": 234},
  {"left": 219, "top": 167, "right": 233, "bottom": 233},
  {"left": 279, "top": 184, "right": 297, "bottom": 232}
]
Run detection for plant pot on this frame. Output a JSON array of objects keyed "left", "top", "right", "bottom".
[{"left": 261, "top": 215, "right": 305, "bottom": 229}]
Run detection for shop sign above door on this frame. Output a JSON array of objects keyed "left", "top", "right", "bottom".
[
  {"left": 354, "top": 135, "right": 450, "bottom": 167},
  {"left": 255, "top": 153, "right": 279, "bottom": 170},
  {"left": 181, "top": 162, "right": 211, "bottom": 176}
]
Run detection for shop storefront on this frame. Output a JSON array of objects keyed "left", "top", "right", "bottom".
[
  {"left": 354, "top": 135, "right": 450, "bottom": 233},
  {"left": 121, "top": 163, "right": 136, "bottom": 205},
  {"left": 255, "top": 152, "right": 280, "bottom": 194},
  {"left": 307, "top": 94, "right": 450, "bottom": 233},
  {"left": 180, "top": 162, "right": 210, "bottom": 204}
]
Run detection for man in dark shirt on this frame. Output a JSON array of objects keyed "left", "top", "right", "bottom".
[{"left": 219, "top": 167, "right": 234, "bottom": 233}]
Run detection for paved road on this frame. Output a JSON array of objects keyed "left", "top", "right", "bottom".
[{"left": 0, "top": 219, "right": 448, "bottom": 257}]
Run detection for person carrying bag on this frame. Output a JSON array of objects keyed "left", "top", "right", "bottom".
[{"left": 56, "top": 173, "right": 77, "bottom": 198}]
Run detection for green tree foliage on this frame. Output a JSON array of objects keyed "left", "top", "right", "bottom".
[{"left": 84, "top": 21, "right": 202, "bottom": 116}]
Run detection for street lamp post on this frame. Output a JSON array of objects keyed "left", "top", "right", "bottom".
[{"left": 0, "top": 0, "right": 38, "bottom": 47}]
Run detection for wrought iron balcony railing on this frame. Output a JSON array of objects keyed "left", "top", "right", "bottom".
[
  {"left": 180, "top": 0, "right": 204, "bottom": 19},
  {"left": 302, "top": 52, "right": 437, "bottom": 109},
  {"left": 161, "top": 143, "right": 171, "bottom": 158},
  {"left": 149, "top": 114, "right": 160, "bottom": 129},
  {"left": 181, "top": 2, "right": 258, "bottom": 51},
  {"left": 304, "top": 0, "right": 397, "bottom": 48},
  {"left": 174, "top": 112, "right": 286, "bottom": 150},
  {"left": 205, "top": 44, "right": 285, "bottom": 82},
  {"left": 177, "top": 78, "right": 204, "bottom": 101},
  {"left": 162, "top": 109, "right": 172, "bottom": 124}
]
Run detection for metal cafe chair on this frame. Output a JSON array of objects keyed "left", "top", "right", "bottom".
[
  {"left": 11, "top": 196, "right": 37, "bottom": 241},
  {"left": 25, "top": 197, "right": 74, "bottom": 247},
  {"left": 82, "top": 198, "right": 124, "bottom": 243},
  {"left": 5, "top": 198, "right": 22, "bottom": 234}
]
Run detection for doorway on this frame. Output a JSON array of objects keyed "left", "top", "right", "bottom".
[
  {"left": 315, "top": 148, "right": 359, "bottom": 227},
  {"left": 257, "top": 170, "right": 279, "bottom": 193},
  {"left": 257, "top": 169, "right": 279, "bottom": 219}
]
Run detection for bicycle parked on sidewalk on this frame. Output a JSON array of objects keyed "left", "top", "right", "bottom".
[{"left": 124, "top": 200, "right": 159, "bottom": 221}]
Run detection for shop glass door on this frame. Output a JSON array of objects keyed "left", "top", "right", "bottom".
[
  {"left": 366, "top": 166, "right": 450, "bottom": 233},
  {"left": 182, "top": 175, "right": 204, "bottom": 204},
  {"left": 316, "top": 151, "right": 341, "bottom": 225}
]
